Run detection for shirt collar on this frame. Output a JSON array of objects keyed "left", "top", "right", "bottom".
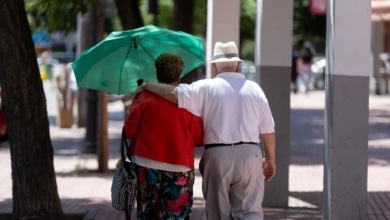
[{"left": 216, "top": 72, "right": 246, "bottom": 79}]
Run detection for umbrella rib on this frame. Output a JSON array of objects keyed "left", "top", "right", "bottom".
[
  {"left": 140, "top": 38, "right": 204, "bottom": 61},
  {"left": 133, "top": 38, "right": 144, "bottom": 80},
  {"left": 119, "top": 38, "right": 136, "bottom": 94},
  {"left": 138, "top": 42, "right": 156, "bottom": 65},
  {"left": 135, "top": 41, "right": 159, "bottom": 80},
  {"left": 135, "top": 44, "right": 143, "bottom": 79}
]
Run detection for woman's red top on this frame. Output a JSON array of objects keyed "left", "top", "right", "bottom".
[{"left": 124, "top": 91, "right": 203, "bottom": 169}]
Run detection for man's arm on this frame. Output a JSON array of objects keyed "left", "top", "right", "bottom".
[
  {"left": 143, "top": 81, "right": 178, "bottom": 104},
  {"left": 261, "top": 132, "right": 276, "bottom": 182}
]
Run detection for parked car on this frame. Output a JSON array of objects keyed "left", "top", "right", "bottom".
[
  {"left": 238, "top": 58, "right": 325, "bottom": 90},
  {"left": 240, "top": 60, "right": 256, "bottom": 81},
  {"left": 311, "top": 55, "right": 326, "bottom": 89}
]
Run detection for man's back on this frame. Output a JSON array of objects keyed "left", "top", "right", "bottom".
[{"left": 177, "top": 72, "right": 274, "bottom": 145}]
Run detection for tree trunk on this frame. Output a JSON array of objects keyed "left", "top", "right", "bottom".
[
  {"left": 173, "top": 0, "right": 194, "bottom": 33},
  {"left": 113, "top": 0, "right": 144, "bottom": 119},
  {"left": 0, "top": 0, "right": 63, "bottom": 219},
  {"left": 95, "top": 1, "right": 110, "bottom": 173},
  {"left": 173, "top": 0, "right": 201, "bottom": 83},
  {"left": 114, "top": 0, "right": 144, "bottom": 30}
]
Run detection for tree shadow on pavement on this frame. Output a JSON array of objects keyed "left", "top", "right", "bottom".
[
  {"left": 290, "top": 109, "right": 325, "bottom": 166},
  {"left": 263, "top": 206, "right": 322, "bottom": 220},
  {"left": 1, "top": 197, "right": 208, "bottom": 220},
  {"left": 291, "top": 107, "right": 390, "bottom": 166},
  {"left": 264, "top": 189, "right": 323, "bottom": 219},
  {"left": 0, "top": 198, "right": 122, "bottom": 220},
  {"left": 368, "top": 109, "right": 390, "bottom": 166}
]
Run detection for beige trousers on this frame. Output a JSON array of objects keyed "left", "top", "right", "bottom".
[{"left": 199, "top": 144, "right": 264, "bottom": 220}]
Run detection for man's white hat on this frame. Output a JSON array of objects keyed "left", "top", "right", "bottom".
[{"left": 210, "top": 41, "right": 243, "bottom": 63}]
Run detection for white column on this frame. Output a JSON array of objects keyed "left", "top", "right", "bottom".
[
  {"left": 206, "top": 0, "right": 240, "bottom": 79},
  {"left": 324, "top": 0, "right": 371, "bottom": 219},
  {"left": 255, "top": 0, "right": 293, "bottom": 207}
]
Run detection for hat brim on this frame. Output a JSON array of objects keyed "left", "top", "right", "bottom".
[{"left": 210, "top": 57, "right": 243, "bottom": 63}]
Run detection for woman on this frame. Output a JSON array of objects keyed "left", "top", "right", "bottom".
[
  {"left": 297, "top": 42, "right": 315, "bottom": 93},
  {"left": 124, "top": 53, "right": 203, "bottom": 220}
]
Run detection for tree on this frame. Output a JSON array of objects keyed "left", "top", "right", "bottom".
[
  {"left": 115, "top": 0, "right": 144, "bottom": 30},
  {"left": 172, "top": 0, "right": 203, "bottom": 83},
  {"left": 240, "top": 0, "right": 257, "bottom": 61},
  {"left": 293, "top": 0, "right": 326, "bottom": 51},
  {"left": 25, "top": 0, "right": 92, "bottom": 34},
  {"left": 173, "top": 0, "right": 194, "bottom": 33},
  {"left": 26, "top": 0, "right": 145, "bottom": 173},
  {"left": 2, "top": 0, "right": 198, "bottom": 216},
  {"left": 0, "top": 0, "right": 63, "bottom": 218}
]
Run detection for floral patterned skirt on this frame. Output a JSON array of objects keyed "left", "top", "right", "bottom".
[{"left": 135, "top": 164, "right": 195, "bottom": 220}]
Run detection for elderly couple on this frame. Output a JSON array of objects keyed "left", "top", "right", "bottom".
[{"left": 124, "top": 41, "right": 276, "bottom": 220}]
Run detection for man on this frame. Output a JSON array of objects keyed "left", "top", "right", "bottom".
[{"left": 140, "top": 41, "right": 276, "bottom": 220}]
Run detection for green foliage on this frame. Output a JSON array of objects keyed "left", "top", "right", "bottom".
[
  {"left": 138, "top": 0, "right": 175, "bottom": 28},
  {"left": 139, "top": 0, "right": 156, "bottom": 26},
  {"left": 240, "top": 0, "right": 256, "bottom": 39},
  {"left": 240, "top": 0, "right": 257, "bottom": 60},
  {"left": 241, "top": 40, "right": 255, "bottom": 61},
  {"left": 293, "top": 0, "right": 326, "bottom": 49},
  {"left": 25, "top": 0, "right": 95, "bottom": 33},
  {"left": 24, "top": 0, "right": 326, "bottom": 57},
  {"left": 156, "top": 0, "right": 174, "bottom": 28},
  {"left": 142, "top": 0, "right": 206, "bottom": 37},
  {"left": 111, "top": 12, "right": 122, "bottom": 31},
  {"left": 194, "top": 0, "right": 207, "bottom": 36}
]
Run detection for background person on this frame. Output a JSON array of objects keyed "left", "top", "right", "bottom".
[
  {"left": 291, "top": 45, "right": 300, "bottom": 93},
  {"left": 124, "top": 53, "right": 204, "bottom": 219},
  {"left": 297, "top": 42, "right": 315, "bottom": 93},
  {"left": 140, "top": 41, "right": 276, "bottom": 220}
]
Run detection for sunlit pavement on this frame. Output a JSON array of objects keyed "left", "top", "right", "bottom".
[{"left": 0, "top": 83, "right": 389, "bottom": 219}]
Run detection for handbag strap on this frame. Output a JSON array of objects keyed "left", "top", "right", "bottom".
[
  {"left": 125, "top": 191, "right": 131, "bottom": 220},
  {"left": 122, "top": 126, "right": 132, "bottom": 220},
  {"left": 121, "top": 126, "right": 131, "bottom": 161}
]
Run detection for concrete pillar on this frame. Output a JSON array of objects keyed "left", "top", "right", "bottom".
[
  {"left": 323, "top": 0, "right": 371, "bottom": 219},
  {"left": 205, "top": 0, "right": 240, "bottom": 79},
  {"left": 255, "top": 0, "right": 293, "bottom": 207}
]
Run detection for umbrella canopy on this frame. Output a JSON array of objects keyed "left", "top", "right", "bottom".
[{"left": 71, "top": 25, "right": 205, "bottom": 94}]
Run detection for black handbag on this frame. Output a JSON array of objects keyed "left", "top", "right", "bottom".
[{"left": 111, "top": 126, "right": 137, "bottom": 220}]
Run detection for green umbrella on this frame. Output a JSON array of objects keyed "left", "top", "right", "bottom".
[{"left": 71, "top": 25, "right": 205, "bottom": 94}]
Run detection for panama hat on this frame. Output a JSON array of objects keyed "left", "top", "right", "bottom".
[{"left": 210, "top": 41, "right": 243, "bottom": 63}]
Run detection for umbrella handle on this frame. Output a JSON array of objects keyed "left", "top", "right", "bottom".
[{"left": 137, "top": 79, "right": 144, "bottom": 86}]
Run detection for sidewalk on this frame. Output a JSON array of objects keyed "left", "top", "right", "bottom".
[
  {"left": 0, "top": 90, "right": 389, "bottom": 219},
  {"left": 288, "top": 91, "right": 390, "bottom": 220}
]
